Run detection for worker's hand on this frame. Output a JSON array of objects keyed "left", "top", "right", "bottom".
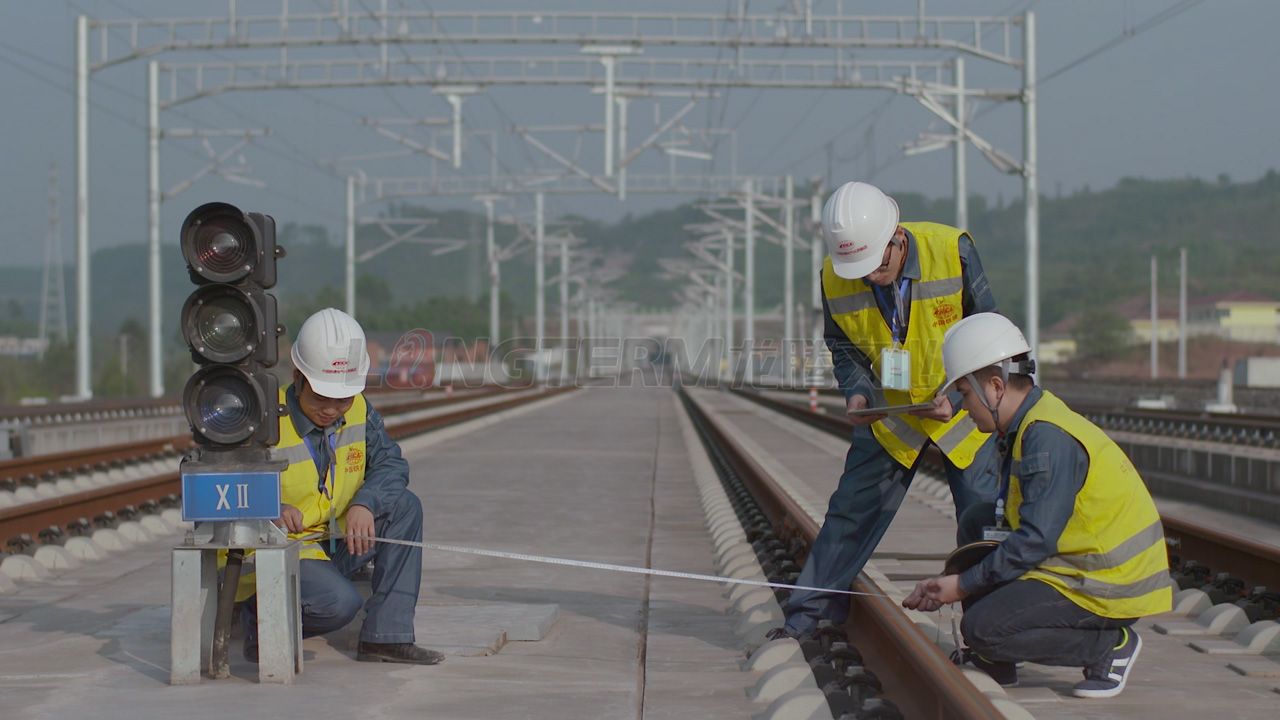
[
  {"left": 902, "top": 574, "right": 967, "bottom": 612},
  {"left": 345, "top": 504, "right": 377, "bottom": 558},
  {"left": 274, "top": 504, "right": 305, "bottom": 534},
  {"left": 909, "top": 395, "right": 954, "bottom": 421},
  {"left": 846, "top": 394, "right": 886, "bottom": 426}
]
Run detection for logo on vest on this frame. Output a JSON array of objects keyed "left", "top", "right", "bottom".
[
  {"left": 345, "top": 446, "right": 364, "bottom": 473},
  {"left": 932, "top": 303, "right": 959, "bottom": 327}
]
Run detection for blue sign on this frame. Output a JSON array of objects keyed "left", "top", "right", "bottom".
[{"left": 181, "top": 471, "right": 281, "bottom": 522}]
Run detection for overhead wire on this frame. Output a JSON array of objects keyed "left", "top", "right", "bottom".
[{"left": 1038, "top": 0, "right": 1204, "bottom": 86}]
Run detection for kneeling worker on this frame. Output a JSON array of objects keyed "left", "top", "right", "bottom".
[
  {"left": 239, "top": 308, "right": 443, "bottom": 665},
  {"left": 903, "top": 313, "right": 1172, "bottom": 698}
]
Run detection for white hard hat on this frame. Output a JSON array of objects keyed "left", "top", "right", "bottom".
[
  {"left": 822, "top": 181, "right": 900, "bottom": 279},
  {"left": 291, "top": 308, "right": 370, "bottom": 399},
  {"left": 940, "top": 313, "right": 1033, "bottom": 393}
]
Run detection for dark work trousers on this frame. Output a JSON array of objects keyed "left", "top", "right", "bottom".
[
  {"left": 956, "top": 503, "right": 1133, "bottom": 669},
  {"left": 782, "top": 425, "right": 1000, "bottom": 635},
  {"left": 246, "top": 490, "right": 424, "bottom": 645}
]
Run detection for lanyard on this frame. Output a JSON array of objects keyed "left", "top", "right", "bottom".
[
  {"left": 873, "top": 276, "right": 910, "bottom": 344},
  {"left": 305, "top": 429, "right": 341, "bottom": 553},
  {"left": 993, "top": 432, "right": 1018, "bottom": 529}
]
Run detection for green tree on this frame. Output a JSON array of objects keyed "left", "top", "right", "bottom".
[{"left": 1070, "top": 308, "right": 1133, "bottom": 361}]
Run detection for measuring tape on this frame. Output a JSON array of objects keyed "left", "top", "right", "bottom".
[{"left": 305, "top": 533, "right": 896, "bottom": 599}]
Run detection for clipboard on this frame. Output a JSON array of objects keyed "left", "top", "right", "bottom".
[{"left": 846, "top": 402, "right": 935, "bottom": 417}]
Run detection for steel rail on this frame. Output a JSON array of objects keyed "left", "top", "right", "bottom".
[
  {"left": 0, "top": 386, "right": 512, "bottom": 481},
  {"left": 681, "top": 387, "right": 1004, "bottom": 720},
  {"left": 0, "top": 387, "right": 569, "bottom": 547},
  {"left": 770, "top": 385, "right": 1280, "bottom": 447},
  {"left": 1162, "top": 515, "right": 1280, "bottom": 594}
]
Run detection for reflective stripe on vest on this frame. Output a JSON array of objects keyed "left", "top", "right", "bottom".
[
  {"left": 1008, "top": 391, "right": 1173, "bottom": 619},
  {"left": 822, "top": 222, "right": 989, "bottom": 469},
  {"left": 227, "top": 388, "right": 369, "bottom": 602}
]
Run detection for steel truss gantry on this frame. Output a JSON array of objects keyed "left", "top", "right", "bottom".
[
  {"left": 85, "top": 8, "right": 1022, "bottom": 69},
  {"left": 358, "top": 171, "right": 786, "bottom": 363},
  {"left": 73, "top": 4, "right": 1038, "bottom": 399}
]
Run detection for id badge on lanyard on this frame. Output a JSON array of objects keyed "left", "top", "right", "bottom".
[
  {"left": 983, "top": 456, "right": 1013, "bottom": 542},
  {"left": 880, "top": 346, "right": 911, "bottom": 391},
  {"left": 879, "top": 278, "right": 911, "bottom": 391}
]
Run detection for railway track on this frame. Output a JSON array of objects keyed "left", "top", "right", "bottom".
[
  {"left": 0, "top": 385, "right": 563, "bottom": 553},
  {"left": 679, "top": 386, "right": 1008, "bottom": 720},
  {"left": 733, "top": 387, "right": 1280, "bottom": 611},
  {"left": 770, "top": 385, "right": 1280, "bottom": 448}
]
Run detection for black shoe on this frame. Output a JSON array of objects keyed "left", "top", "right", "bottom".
[
  {"left": 764, "top": 626, "right": 800, "bottom": 642},
  {"left": 356, "top": 641, "right": 445, "bottom": 665},
  {"left": 951, "top": 648, "right": 1018, "bottom": 687}
]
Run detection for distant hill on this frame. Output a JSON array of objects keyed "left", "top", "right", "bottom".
[{"left": 2, "top": 170, "right": 1277, "bottom": 347}]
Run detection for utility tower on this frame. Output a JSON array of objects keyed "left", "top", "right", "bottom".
[{"left": 39, "top": 163, "right": 69, "bottom": 353}]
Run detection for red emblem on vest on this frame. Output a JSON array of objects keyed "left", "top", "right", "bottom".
[
  {"left": 932, "top": 303, "right": 959, "bottom": 327},
  {"left": 345, "top": 447, "right": 364, "bottom": 473}
]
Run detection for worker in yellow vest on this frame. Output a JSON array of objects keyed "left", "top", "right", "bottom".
[
  {"left": 239, "top": 308, "right": 443, "bottom": 665},
  {"left": 771, "top": 181, "right": 1001, "bottom": 639},
  {"left": 903, "top": 313, "right": 1172, "bottom": 698}
]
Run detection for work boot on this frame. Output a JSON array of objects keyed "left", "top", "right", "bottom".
[{"left": 356, "top": 641, "right": 445, "bottom": 665}]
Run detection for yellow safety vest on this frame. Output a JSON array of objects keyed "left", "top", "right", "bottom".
[
  {"left": 227, "top": 387, "right": 368, "bottom": 601},
  {"left": 822, "top": 222, "right": 988, "bottom": 469},
  {"left": 1008, "top": 391, "right": 1173, "bottom": 619}
]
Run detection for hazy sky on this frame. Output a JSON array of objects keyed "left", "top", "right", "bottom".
[{"left": 2, "top": 0, "right": 1277, "bottom": 268}]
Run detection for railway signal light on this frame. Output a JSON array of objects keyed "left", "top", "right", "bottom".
[{"left": 179, "top": 202, "right": 286, "bottom": 449}]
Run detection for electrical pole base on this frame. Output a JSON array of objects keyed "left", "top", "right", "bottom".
[{"left": 169, "top": 521, "right": 302, "bottom": 685}]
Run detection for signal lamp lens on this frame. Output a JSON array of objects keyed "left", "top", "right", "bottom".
[
  {"left": 184, "top": 367, "right": 262, "bottom": 445},
  {"left": 183, "top": 208, "right": 258, "bottom": 282},
  {"left": 181, "top": 286, "right": 260, "bottom": 364}
]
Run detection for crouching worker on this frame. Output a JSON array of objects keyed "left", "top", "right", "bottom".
[
  {"left": 903, "top": 313, "right": 1171, "bottom": 698},
  {"left": 235, "top": 308, "right": 443, "bottom": 665}
]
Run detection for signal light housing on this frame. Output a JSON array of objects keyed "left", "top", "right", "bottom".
[
  {"left": 180, "top": 201, "right": 279, "bottom": 287},
  {"left": 181, "top": 285, "right": 278, "bottom": 365},
  {"left": 182, "top": 365, "right": 278, "bottom": 446},
  {"left": 179, "top": 202, "right": 285, "bottom": 450}
]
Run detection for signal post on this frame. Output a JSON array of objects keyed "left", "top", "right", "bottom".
[{"left": 169, "top": 202, "right": 301, "bottom": 685}]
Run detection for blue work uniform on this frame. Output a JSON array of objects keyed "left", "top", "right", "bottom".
[
  {"left": 273, "top": 387, "right": 424, "bottom": 644},
  {"left": 784, "top": 229, "right": 1001, "bottom": 635}
]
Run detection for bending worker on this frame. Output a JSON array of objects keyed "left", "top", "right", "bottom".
[
  {"left": 904, "top": 313, "right": 1172, "bottom": 698},
  {"left": 238, "top": 308, "right": 443, "bottom": 665},
  {"left": 773, "top": 181, "right": 1003, "bottom": 635},
  {"left": 773, "top": 181, "right": 1001, "bottom": 639}
]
